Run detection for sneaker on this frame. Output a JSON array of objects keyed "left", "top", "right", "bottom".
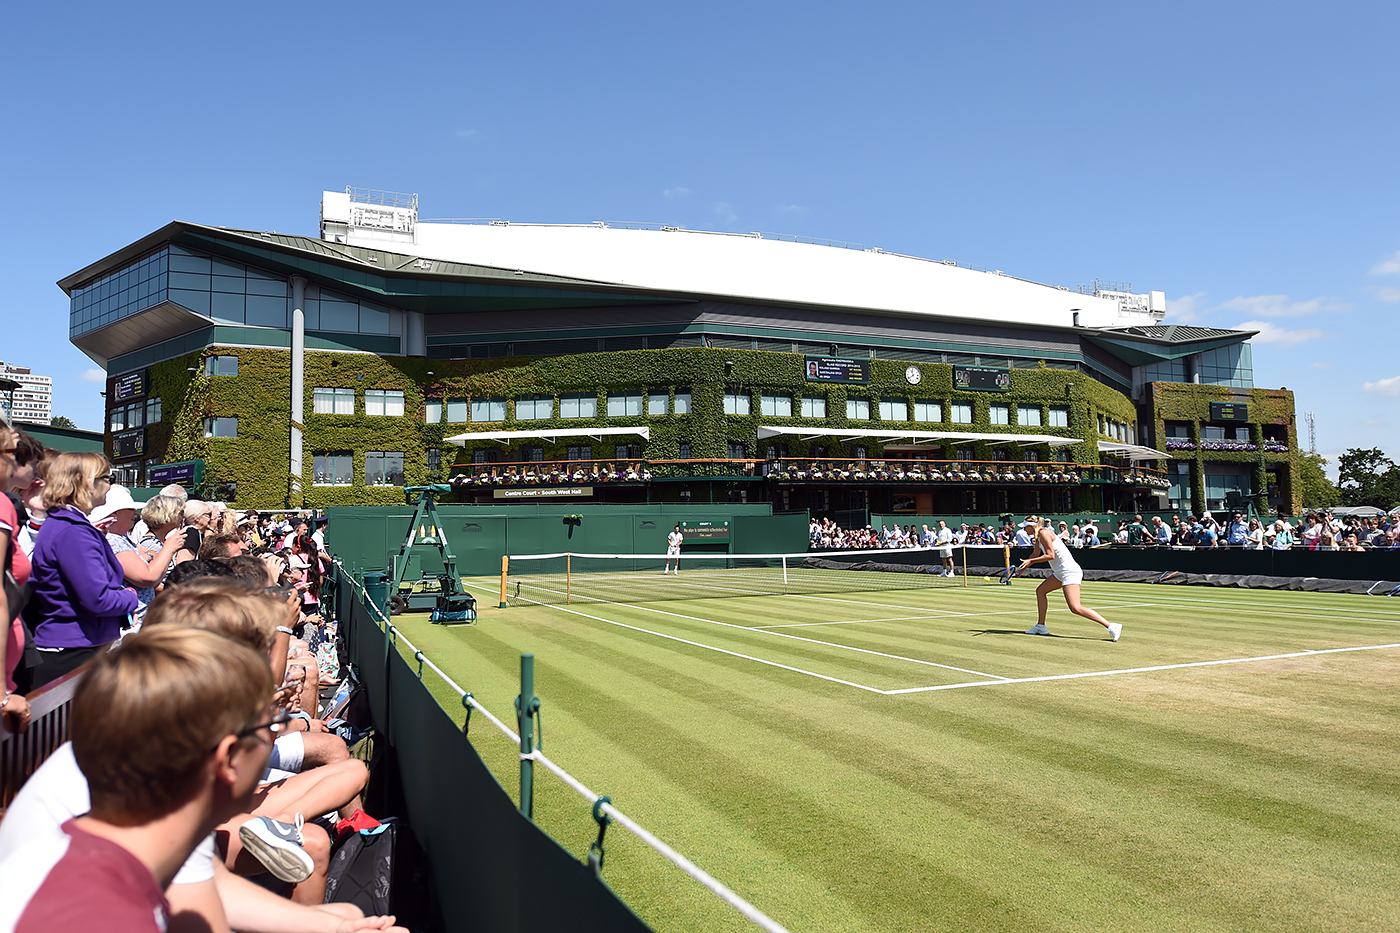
[
  {"left": 336, "top": 808, "right": 382, "bottom": 841},
  {"left": 238, "top": 814, "right": 314, "bottom": 883},
  {"left": 1108, "top": 622, "right": 1123, "bottom": 642},
  {"left": 1024, "top": 623, "right": 1049, "bottom": 635}
]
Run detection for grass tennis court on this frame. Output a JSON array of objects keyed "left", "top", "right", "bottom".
[{"left": 386, "top": 576, "right": 1400, "bottom": 933}]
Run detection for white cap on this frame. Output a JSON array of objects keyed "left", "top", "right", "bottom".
[
  {"left": 89, "top": 485, "right": 139, "bottom": 525},
  {"left": 288, "top": 554, "right": 311, "bottom": 570}
]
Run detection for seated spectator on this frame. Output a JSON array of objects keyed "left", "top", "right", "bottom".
[
  {"left": 26, "top": 453, "right": 139, "bottom": 689},
  {"left": 91, "top": 485, "right": 186, "bottom": 627},
  {"left": 1270, "top": 519, "right": 1294, "bottom": 549}
]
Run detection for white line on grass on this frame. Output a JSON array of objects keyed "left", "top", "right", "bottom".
[
  {"left": 1069, "top": 590, "right": 1400, "bottom": 625},
  {"left": 884, "top": 642, "right": 1400, "bottom": 695},
  {"left": 526, "top": 599, "right": 891, "bottom": 694},
  {"left": 756, "top": 602, "right": 1163, "bottom": 629}
]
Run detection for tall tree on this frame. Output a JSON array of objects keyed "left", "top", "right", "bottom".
[
  {"left": 49, "top": 415, "right": 77, "bottom": 428},
  {"left": 1337, "top": 447, "right": 1400, "bottom": 509},
  {"left": 1296, "top": 452, "right": 1340, "bottom": 510}
]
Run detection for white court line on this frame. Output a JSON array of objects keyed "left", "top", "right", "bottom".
[
  {"left": 884, "top": 642, "right": 1400, "bottom": 695},
  {"left": 1069, "top": 590, "right": 1400, "bottom": 625},
  {"left": 528, "top": 599, "right": 890, "bottom": 694},
  {"left": 756, "top": 602, "right": 1162, "bottom": 629}
]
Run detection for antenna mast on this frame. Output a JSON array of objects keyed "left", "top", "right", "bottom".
[{"left": 1305, "top": 411, "right": 1316, "bottom": 454}]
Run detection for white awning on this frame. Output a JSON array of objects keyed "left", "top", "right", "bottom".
[
  {"left": 1098, "top": 440, "right": 1170, "bottom": 461},
  {"left": 444, "top": 426, "right": 650, "bottom": 446},
  {"left": 756, "top": 426, "right": 1080, "bottom": 447}
]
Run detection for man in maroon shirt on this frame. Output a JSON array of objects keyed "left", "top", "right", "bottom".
[{"left": 1, "top": 627, "right": 275, "bottom": 932}]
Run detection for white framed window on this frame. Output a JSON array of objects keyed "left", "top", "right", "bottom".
[
  {"left": 673, "top": 391, "right": 692, "bottom": 415},
  {"left": 1017, "top": 405, "right": 1042, "bottom": 427},
  {"left": 515, "top": 395, "right": 551, "bottom": 420},
  {"left": 761, "top": 393, "right": 792, "bottom": 417},
  {"left": 989, "top": 404, "right": 1010, "bottom": 425},
  {"left": 313, "top": 387, "right": 355, "bottom": 415},
  {"left": 607, "top": 392, "right": 643, "bottom": 417},
  {"left": 471, "top": 397, "right": 507, "bottom": 422},
  {"left": 951, "top": 402, "right": 972, "bottom": 424},
  {"left": 846, "top": 399, "right": 870, "bottom": 420},
  {"left": 365, "top": 389, "right": 405, "bottom": 417},
  {"left": 313, "top": 452, "right": 353, "bottom": 486},
  {"left": 560, "top": 393, "right": 597, "bottom": 419},
  {"left": 203, "top": 416, "right": 238, "bottom": 438},
  {"left": 1048, "top": 406, "right": 1069, "bottom": 428},
  {"left": 724, "top": 391, "right": 751, "bottom": 415},
  {"left": 365, "top": 451, "right": 404, "bottom": 486},
  {"left": 879, "top": 398, "right": 908, "bottom": 421},
  {"left": 446, "top": 398, "right": 469, "bottom": 422},
  {"left": 800, "top": 395, "right": 826, "bottom": 418},
  {"left": 425, "top": 400, "right": 443, "bottom": 423},
  {"left": 648, "top": 392, "right": 668, "bottom": 416},
  {"left": 914, "top": 400, "right": 942, "bottom": 423},
  {"left": 204, "top": 355, "right": 238, "bottom": 376},
  {"left": 144, "top": 397, "right": 162, "bottom": 424}
]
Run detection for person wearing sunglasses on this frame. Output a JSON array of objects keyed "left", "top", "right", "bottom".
[{"left": 24, "top": 452, "right": 138, "bottom": 689}]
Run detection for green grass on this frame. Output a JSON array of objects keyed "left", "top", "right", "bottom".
[{"left": 386, "top": 577, "right": 1400, "bottom": 933}]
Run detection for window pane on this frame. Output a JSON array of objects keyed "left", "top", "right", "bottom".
[
  {"left": 914, "top": 400, "right": 942, "bottom": 422},
  {"left": 800, "top": 396, "right": 826, "bottom": 418},
  {"left": 607, "top": 393, "right": 642, "bottom": 417},
  {"left": 365, "top": 390, "right": 383, "bottom": 417},
  {"left": 472, "top": 397, "right": 506, "bottom": 422},
  {"left": 673, "top": 391, "right": 692, "bottom": 415},
  {"left": 334, "top": 389, "right": 354, "bottom": 415},
  {"left": 989, "top": 404, "right": 1009, "bottom": 425},
  {"left": 1048, "top": 406, "right": 1069, "bottom": 428},
  {"left": 446, "top": 398, "right": 469, "bottom": 422},
  {"left": 1018, "top": 405, "right": 1042, "bottom": 427},
  {"left": 648, "top": 393, "right": 668, "bottom": 415},
  {"left": 560, "top": 393, "right": 596, "bottom": 418},
  {"left": 426, "top": 400, "right": 442, "bottom": 423},
  {"left": 383, "top": 391, "right": 404, "bottom": 417},
  {"left": 846, "top": 399, "right": 870, "bottom": 420},
  {"left": 951, "top": 403, "right": 972, "bottom": 424},
  {"left": 146, "top": 397, "right": 162, "bottom": 423}
]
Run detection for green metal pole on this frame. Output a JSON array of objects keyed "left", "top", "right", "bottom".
[{"left": 517, "top": 653, "right": 537, "bottom": 820}]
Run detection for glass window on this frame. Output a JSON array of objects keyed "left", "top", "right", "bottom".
[
  {"left": 728, "top": 441, "right": 747, "bottom": 458},
  {"left": 1048, "top": 406, "right": 1069, "bottom": 428},
  {"left": 1205, "top": 471, "right": 1252, "bottom": 511},
  {"left": 989, "top": 404, "right": 1010, "bottom": 425},
  {"left": 678, "top": 442, "right": 691, "bottom": 459},
  {"left": 1201, "top": 424, "right": 1226, "bottom": 440},
  {"left": 515, "top": 395, "right": 551, "bottom": 420},
  {"left": 313, "top": 452, "right": 353, "bottom": 486},
  {"left": 956, "top": 448, "right": 974, "bottom": 461},
  {"left": 800, "top": 395, "right": 827, "bottom": 418},
  {"left": 761, "top": 394, "right": 792, "bottom": 417},
  {"left": 313, "top": 387, "right": 355, "bottom": 415},
  {"left": 846, "top": 399, "right": 870, "bottom": 420},
  {"left": 648, "top": 393, "right": 668, "bottom": 416},
  {"left": 913, "top": 400, "right": 942, "bottom": 423},
  {"left": 560, "top": 393, "right": 597, "bottom": 419},
  {"left": 607, "top": 392, "right": 643, "bottom": 417},
  {"left": 365, "top": 390, "right": 405, "bottom": 417},
  {"left": 1017, "top": 405, "right": 1042, "bottom": 427},
  {"left": 1197, "top": 343, "right": 1254, "bottom": 388},
  {"left": 1169, "top": 461, "right": 1193, "bottom": 509},
  {"left": 446, "top": 398, "right": 469, "bottom": 422},
  {"left": 520, "top": 446, "right": 544, "bottom": 462},
  {"left": 673, "top": 391, "right": 692, "bottom": 415},
  {"left": 471, "top": 397, "right": 507, "bottom": 422},
  {"left": 950, "top": 402, "right": 972, "bottom": 424},
  {"left": 205, "top": 355, "right": 238, "bottom": 376},
  {"left": 614, "top": 443, "right": 641, "bottom": 459},
  {"left": 566, "top": 445, "right": 592, "bottom": 461},
  {"left": 724, "top": 391, "right": 751, "bottom": 415},
  {"left": 879, "top": 398, "right": 908, "bottom": 421},
  {"left": 365, "top": 451, "right": 405, "bottom": 486},
  {"left": 203, "top": 417, "right": 238, "bottom": 438},
  {"left": 425, "top": 400, "right": 443, "bottom": 424},
  {"left": 145, "top": 397, "right": 162, "bottom": 424}
]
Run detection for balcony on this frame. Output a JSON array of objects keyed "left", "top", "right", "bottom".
[{"left": 449, "top": 460, "right": 652, "bottom": 489}]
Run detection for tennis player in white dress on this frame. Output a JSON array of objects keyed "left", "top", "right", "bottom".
[
  {"left": 663, "top": 524, "right": 683, "bottom": 574},
  {"left": 1016, "top": 518, "right": 1122, "bottom": 641}
]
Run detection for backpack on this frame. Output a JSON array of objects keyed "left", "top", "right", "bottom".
[{"left": 324, "top": 818, "right": 430, "bottom": 927}]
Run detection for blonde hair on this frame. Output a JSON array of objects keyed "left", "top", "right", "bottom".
[
  {"left": 72, "top": 627, "right": 273, "bottom": 821},
  {"left": 141, "top": 494, "right": 184, "bottom": 529},
  {"left": 143, "top": 578, "right": 281, "bottom": 653},
  {"left": 41, "top": 451, "right": 111, "bottom": 514}
]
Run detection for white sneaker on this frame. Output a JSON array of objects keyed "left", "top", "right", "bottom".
[
  {"left": 238, "top": 813, "right": 314, "bottom": 883},
  {"left": 1024, "top": 623, "right": 1049, "bottom": 635},
  {"left": 1108, "top": 622, "right": 1122, "bottom": 642}
]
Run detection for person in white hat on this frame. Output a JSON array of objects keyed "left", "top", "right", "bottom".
[
  {"left": 1016, "top": 517, "right": 1122, "bottom": 641},
  {"left": 92, "top": 485, "right": 186, "bottom": 627}
]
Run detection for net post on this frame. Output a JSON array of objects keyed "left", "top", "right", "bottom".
[
  {"left": 499, "top": 555, "right": 509, "bottom": 609},
  {"left": 1003, "top": 544, "right": 1010, "bottom": 576},
  {"left": 516, "top": 653, "right": 537, "bottom": 820},
  {"left": 566, "top": 553, "right": 572, "bottom": 605},
  {"left": 782, "top": 556, "right": 789, "bottom": 591}
]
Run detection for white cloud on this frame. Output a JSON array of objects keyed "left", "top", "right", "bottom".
[
  {"left": 455, "top": 128, "right": 479, "bottom": 138},
  {"left": 1369, "top": 251, "right": 1400, "bottom": 276},
  {"left": 1165, "top": 291, "right": 1207, "bottom": 323},
  {"left": 1233, "top": 320, "right": 1325, "bottom": 347},
  {"left": 1309, "top": 361, "right": 1333, "bottom": 369},
  {"left": 775, "top": 203, "right": 804, "bottom": 214},
  {"left": 714, "top": 201, "right": 737, "bottom": 224},
  {"left": 1361, "top": 374, "right": 1400, "bottom": 396},
  {"left": 1217, "top": 294, "right": 1349, "bottom": 317},
  {"left": 663, "top": 187, "right": 691, "bottom": 200},
  {"left": 1376, "top": 286, "right": 1400, "bottom": 303},
  {"left": 79, "top": 368, "right": 106, "bottom": 382}
]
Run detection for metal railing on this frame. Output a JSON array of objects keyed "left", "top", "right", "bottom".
[{"left": 1, "top": 665, "right": 85, "bottom": 808}]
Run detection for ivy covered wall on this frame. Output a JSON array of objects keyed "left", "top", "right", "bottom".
[{"left": 133, "top": 345, "right": 1150, "bottom": 508}]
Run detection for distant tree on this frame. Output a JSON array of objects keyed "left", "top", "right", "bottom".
[
  {"left": 1296, "top": 452, "right": 1340, "bottom": 510},
  {"left": 1337, "top": 447, "right": 1400, "bottom": 509},
  {"left": 49, "top": 415, "right": 77, "bottom": 428}
]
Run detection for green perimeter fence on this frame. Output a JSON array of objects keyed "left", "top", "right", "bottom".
[{"left": 333, "top": 563, "right": 790, "bottom": 933}]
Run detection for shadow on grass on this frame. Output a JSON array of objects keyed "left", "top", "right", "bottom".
[{"left": 969, "top": 627, "right": 1102, "bottom": 640}]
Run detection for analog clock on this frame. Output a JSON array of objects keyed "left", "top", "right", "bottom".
[{"left": 905, "top": 365, "right": 922, "bottom": 385}]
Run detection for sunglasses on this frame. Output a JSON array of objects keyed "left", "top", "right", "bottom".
[{"left": 0, "top": 447, "right": 33, "bottom": 466}]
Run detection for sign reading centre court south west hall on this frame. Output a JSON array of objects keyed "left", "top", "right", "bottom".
[{"left": 804, "top": 357, "right": 870, "bottom": 383}]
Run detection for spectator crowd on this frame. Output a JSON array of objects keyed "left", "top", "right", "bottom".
[{"left": 0, "top": 413, "right": 405, "bottom": 932}]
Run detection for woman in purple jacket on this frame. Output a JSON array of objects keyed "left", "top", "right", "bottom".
[{"left": 25, "top": 452, "right": 137, "bottom": 689}]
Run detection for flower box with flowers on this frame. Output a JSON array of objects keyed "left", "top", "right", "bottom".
[
  {"left": 1261, "top": 442, "right": 1290, "bottom": 453},
  {"left": 1165, "top": 440, "right": 1197, "bottom": 451},
  {"left": 1200, "top": 440, "right": 1258, "bottom": 451}
]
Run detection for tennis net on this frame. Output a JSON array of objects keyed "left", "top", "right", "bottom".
[{"left": 499, "top": 546, "right": 1012, "bottom": 606}]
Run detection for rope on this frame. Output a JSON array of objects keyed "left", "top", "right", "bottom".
[{"left": 334, "top": 561, "right": 791, "bottom": 933}]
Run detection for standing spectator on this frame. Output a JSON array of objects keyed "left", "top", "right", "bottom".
[
  {"left": 182, "top": 500, "right": 214, "bottom": 560},
  {"left": 0, "top": 418, "right": 34, "bottom": 729},
  {"left": 1168, "top": 515, "right": 1184, "bottom": 545},
  {"left": 137, "top": 495, "right": 190, "bottom": 587},
  {"left": 1195, "top": 518, "right": 1218, "bottom": 549},
  {"left": 92, "top": 486, "right": 186, "bottom": 628},
  {"left": 1244, "top": 518, "right": 1265, "bottom": 549},
  {"left": 1226, "top": 512, "right": 1250, "bottom": 547},
  {"left": 1270, "top": 519, "right": 1294, "bottom": 549},
  {"left": 1126, "top": 514, "right": 1148, "bottom": 547},
  {"left": 26, "top": 452, "right": 139, "bottom": 689},
  {"left": 1151, "top": 516, "right": 1171, "bottom": 546},
  {"left": 1300, "top": 514, "right": 1322, "bottom": 550}
]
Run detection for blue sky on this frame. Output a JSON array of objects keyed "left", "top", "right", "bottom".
[{"left": 2, "top": 2, "right": 1396, "bottom": 475}]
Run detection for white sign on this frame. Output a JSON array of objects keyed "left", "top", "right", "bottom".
[{"left": 349, "top": 205, "right": 416, "bottom": 234}]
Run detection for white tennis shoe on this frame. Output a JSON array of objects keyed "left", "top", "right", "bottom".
[
  {"left": 238, "top": 813, "right": 313, "bottom": 883},
  {"left": 1108, "top": 622, "right": 1123, "bottom": 642},
  {"left": 1024, "top": 623, "right": 1049, "bottom": 635}
]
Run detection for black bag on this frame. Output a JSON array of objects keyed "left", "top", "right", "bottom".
[{"left": 324, "top": 818, "right": 429, "bottom": 927}]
